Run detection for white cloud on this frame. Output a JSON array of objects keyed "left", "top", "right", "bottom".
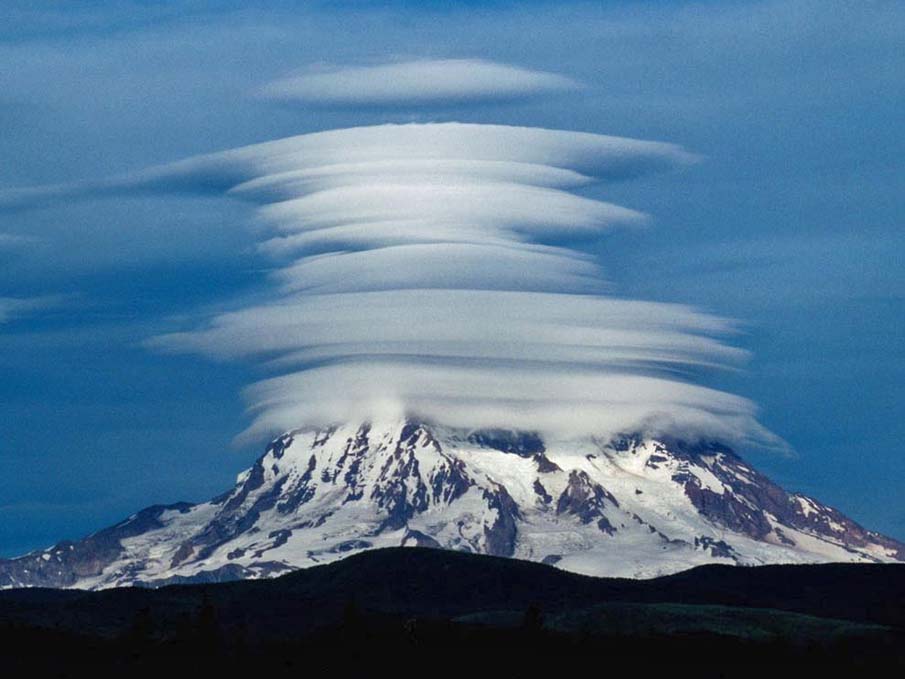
[
  {"left": 150, "top": 289, "right": 741, "bottom": 365},
  {"left": 238, "top": 361, "right": 776, "bottom": 447},
  {"left": 6, "top": 119, "right": 771, "bottom": 447},
  {"left": 259, "top": 59, "right": 580, "bottom": 108},
  {"left": 0, "top": 123, "right": 697, "bottom": 212},
  {"left": 269, "top": 244, "right": 605, "bottom": 294}
]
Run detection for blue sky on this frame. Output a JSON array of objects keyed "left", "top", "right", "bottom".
[{"left": 1, "top": 0, "right": 903, "bottom": 556}]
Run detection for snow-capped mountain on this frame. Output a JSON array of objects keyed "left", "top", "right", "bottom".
[{"left": 2, "top": 419, "right": 902, "bottom": 589}]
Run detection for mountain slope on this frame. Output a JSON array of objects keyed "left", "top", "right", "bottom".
[{"left": 1, "top": 419, "right": 902, "bottom": 589}]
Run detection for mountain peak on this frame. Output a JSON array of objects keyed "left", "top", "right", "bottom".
[{"left": 2, "top": 421, "right": 902, "bottom": 589}]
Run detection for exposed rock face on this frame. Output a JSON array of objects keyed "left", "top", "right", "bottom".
[{"left": 1, "top": 420, "right": 902, "bottom": 589}]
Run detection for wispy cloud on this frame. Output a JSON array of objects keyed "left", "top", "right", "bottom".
[
  {"left": 0, "top": 232, "right": 34, "bottom": 249},
  {"left": 259, "top": 58, "right": 580, "bottom": 109},
  {"left": 0, "top": 294, "right": 66, "bottom": 323}
]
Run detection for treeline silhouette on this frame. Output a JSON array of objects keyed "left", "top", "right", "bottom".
[
  {"left": 2, "top": 548, "right": 904, "bottom": 677},
  {"left": 3, "top": 597, "right": 902, "bottom": 678}
]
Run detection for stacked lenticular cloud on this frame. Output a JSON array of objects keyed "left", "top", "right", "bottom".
[
  {"left": 130, "top": 122, "right": 766, "bottom": 444},
  {"left": 2, "top": 121, "right": 773, "bottom": 445}
]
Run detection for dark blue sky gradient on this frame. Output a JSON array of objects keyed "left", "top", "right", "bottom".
[{"left": 1, "top": 0, "right": 903, "bottom": 555}]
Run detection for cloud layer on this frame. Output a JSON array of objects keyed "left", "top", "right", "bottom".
[
  {"left": 259, "top": 59, "right": 580, "bottom": 108},
  {"left": 138, "top": 122, "right": 770, "bottom": 445},
  {"left": 5, "top": 120, "right": 773, "bottom": 445}
]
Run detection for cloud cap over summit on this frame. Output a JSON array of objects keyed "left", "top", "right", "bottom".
[{"left": 65, "top": 121, "right": 770, "bottom": 447}]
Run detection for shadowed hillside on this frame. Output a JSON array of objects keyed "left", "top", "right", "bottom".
[{"left": 2, "top": 548, "right": 904, "bottom": 676}]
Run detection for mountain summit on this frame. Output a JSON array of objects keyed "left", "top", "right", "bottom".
[{"left": 2, "top": 419, "right": 902, "bottom": 589}]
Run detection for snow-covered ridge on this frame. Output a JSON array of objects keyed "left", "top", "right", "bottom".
[{"left": 1, "top": 419, "right": 902, "bottom": 589}]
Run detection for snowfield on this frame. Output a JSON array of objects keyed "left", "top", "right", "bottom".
[{"left": 2, "top": 419, "right": 901, "bottom": 590}]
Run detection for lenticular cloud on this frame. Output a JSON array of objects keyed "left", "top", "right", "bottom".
[
  {"left": 4, "top": 121, "right": 775, "bottom": 445},
  {"left": 144, "top": 122, "right": 770, "bottom": 445},
  {"left": 260, "top": 59, "right": 580, "bottom": 108}
]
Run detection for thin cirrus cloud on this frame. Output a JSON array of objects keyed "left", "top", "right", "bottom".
[
  {"left": 3, "top": 118, "right": 775, "bottom": 447},
  {"left": 0, "top": 232, "right": 34, "bottom": 249},
  {"left": 0, "top": 295, "right": 66, "bottom": 324},
  {"left": 258, "top": 59, "right": 581, "bottom": 108}
]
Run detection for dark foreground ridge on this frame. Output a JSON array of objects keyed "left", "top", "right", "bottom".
[{"left": 2, "top": 547, "right": 904, "bottom": 677}]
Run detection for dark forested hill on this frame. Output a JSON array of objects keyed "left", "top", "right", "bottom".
[{"left": 2, "top": 548, "right": 904, "bottom": 677}]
